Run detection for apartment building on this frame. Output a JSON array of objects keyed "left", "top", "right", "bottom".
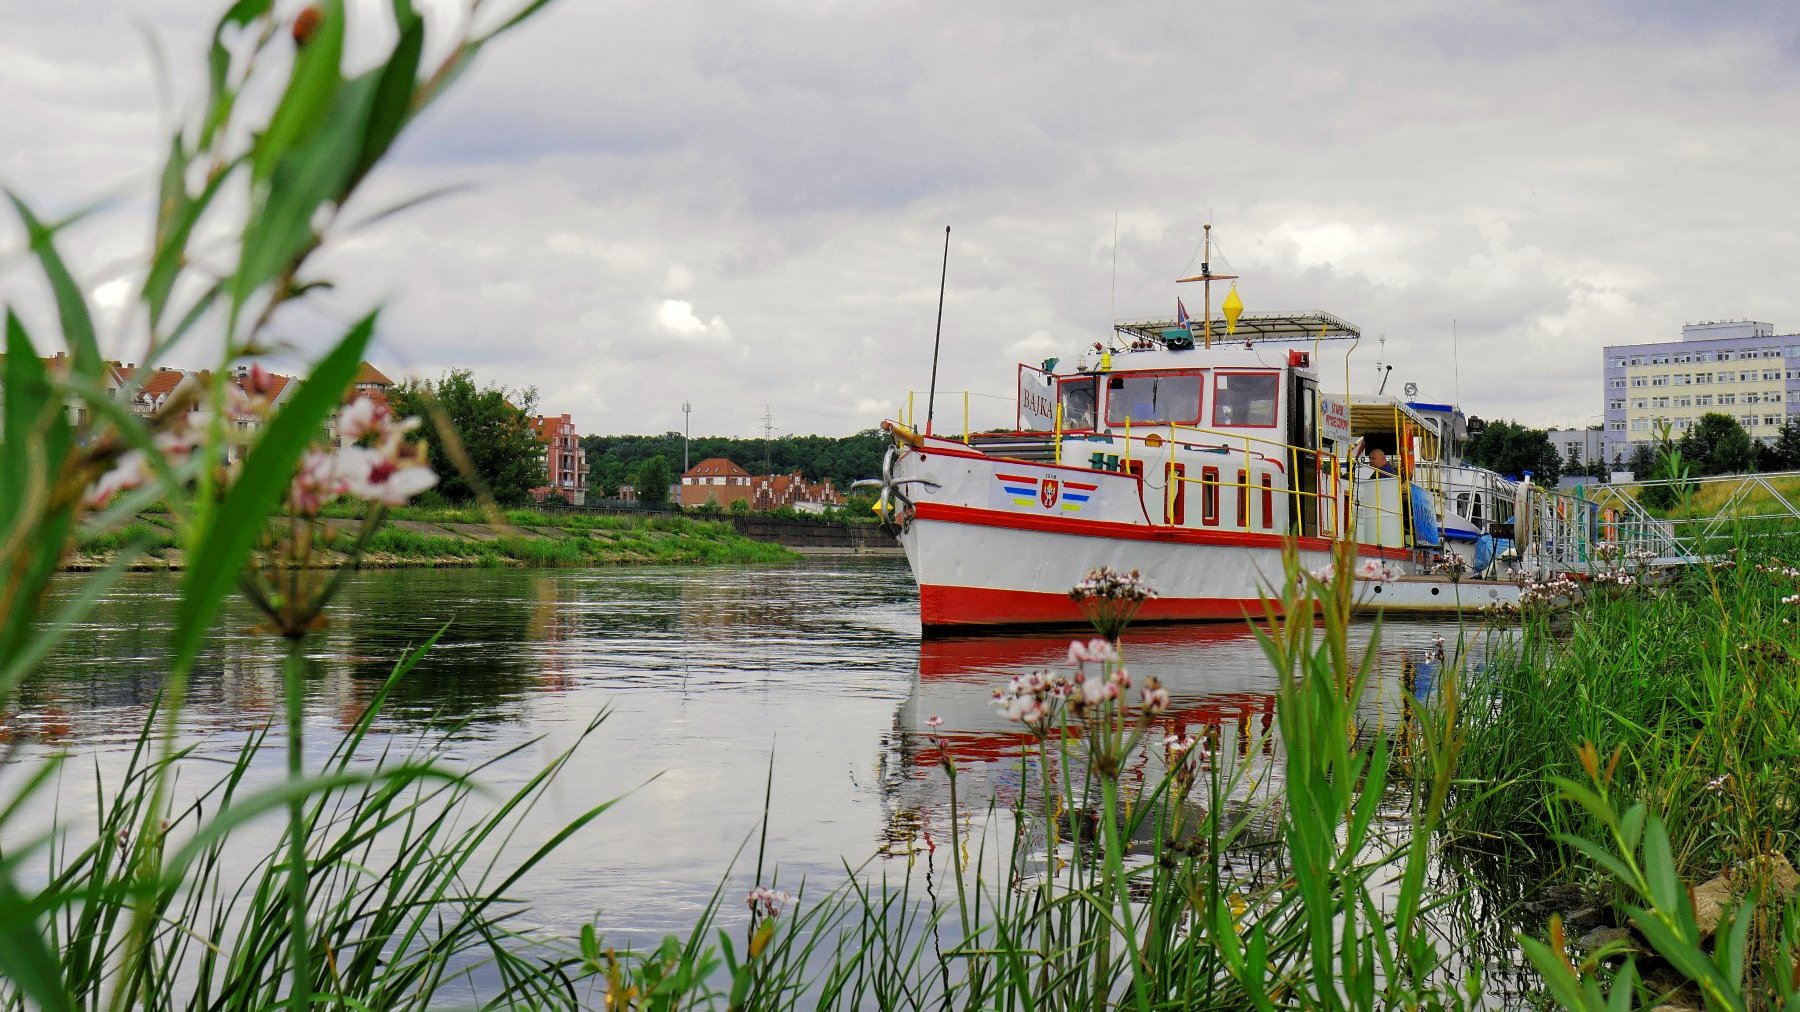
[
  {"left": 530, "top": 412, "right": 589, "bottom": 505},
  {"left": 1601, "top": 320, "right": 1800, "bottom": 465}
]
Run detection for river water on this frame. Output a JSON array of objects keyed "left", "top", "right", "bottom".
[{"left": 8, "top": 558, "right": 1483, "bottom": 953}]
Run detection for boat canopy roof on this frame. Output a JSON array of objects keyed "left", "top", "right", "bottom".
[
  {"left": 1113, "top": 310, "right": 1360, "bottom": 344},
  {"left": 1346, "top": 394, "right": 1436, "bottom": 437},
  {"left": 1049, "top": 344, "right": 1310, "bottom": 377}
]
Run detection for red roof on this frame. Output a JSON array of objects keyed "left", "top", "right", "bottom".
[
  {"left": 685, "top": 457, "right": 750, "bottom": 479},
  {"left": 355, "top": 362, "right": 393, "bottom": 387}
]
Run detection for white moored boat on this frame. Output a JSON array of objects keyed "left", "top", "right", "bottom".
[{"left": 869, "top": 271, "right": 1498, "bottom": 629}]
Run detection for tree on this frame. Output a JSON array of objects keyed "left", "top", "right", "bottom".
[
  {"left": 1626, "top": 443, "right": 1657, "bottom": 479},
  {"left": 1561, "top": 443, "right": 1584, "bottom": 483},
  {"left": 1466, "top": 418, "right": 1560, "bottom": 483},
  {"left": 389, "top": 369, "right": 545, "bottom": 504},
  {"left": 1767, "top": 419, "right": 1800, "bottom": 471},
  {"left": 1677, "top": 412, "right": 1757, "bottom": 476},
  {"left": 635, "top": 455, "right": 671, "bottom": 505}
]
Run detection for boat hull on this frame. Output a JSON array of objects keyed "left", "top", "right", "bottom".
[{"left": 900, "top": 507, "right": 1351, "bottom": 629}]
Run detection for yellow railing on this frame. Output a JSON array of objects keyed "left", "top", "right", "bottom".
[{"left": 1090, "top": 421, "right": 1414, "bottom": 545}]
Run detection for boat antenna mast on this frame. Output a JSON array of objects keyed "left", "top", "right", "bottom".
[
  {"left": 1174, "top": 222, "right": 1238, "bottom": 349},
  {"left": 925, "top": 225, "right": 950, "bottom": 436}
]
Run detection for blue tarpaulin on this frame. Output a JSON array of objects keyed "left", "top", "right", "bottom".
[{"left": 1409, "top": 483, "right": 1440, "bottom": 547}]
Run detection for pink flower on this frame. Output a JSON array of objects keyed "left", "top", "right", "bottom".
[
  {"left": 1067, "top": 637, "right": 1117, "bottom": 666},
  {"left": 84, "top": 450, "right": 150, "bottom": 508},
  {"left": 337, "top": 395, "right": 391, "bottom": 443},
  {"left": 1142, "top": 686, "right": 1170, "bottom": 714},
  {"left": 925, "top": 715, "right": 943, "bottom": 729}
]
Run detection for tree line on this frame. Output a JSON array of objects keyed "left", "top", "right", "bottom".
[
  {"left": 581, "top": 431, "right": 887, "bottom": 500},
  {"left": 1466, "top": 413, "right": 1800, "bottom": 490}
]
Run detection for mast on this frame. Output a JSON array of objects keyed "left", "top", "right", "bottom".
[
  {"left": 1175, "top": 222, "right": 1236, "bottom": 349},
  {"left": 1203, "top": 224, "right": 1212, "bottom": 349}
]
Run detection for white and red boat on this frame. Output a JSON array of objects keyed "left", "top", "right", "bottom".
[{"left": 870, "top": 303, "right": 1479, "bottom": 630}]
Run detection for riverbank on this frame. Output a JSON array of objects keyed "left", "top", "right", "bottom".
[{"left": 67, "top": 511, "right": 799, "bottom": 570}]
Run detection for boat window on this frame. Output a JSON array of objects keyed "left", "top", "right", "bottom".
[
  {"left": 1104, "top": 371, "right": 1202, "bottom": 427},
  {"left": 1213, "top": 372, "right": 1279, "bottom": 428},
  {"left": 1455, "top": 492, "right": 1470, "bottom": 519},
  {"left": 1058, "top": 377, "right": 1098, "bottom": 430}
]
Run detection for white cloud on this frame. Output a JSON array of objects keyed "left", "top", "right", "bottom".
[
  {"left": 654, "top": 299, "right": 730, "bottom": 341},
  {"left": 7, "top": 0, "right": 1800, "bottom": 435}
]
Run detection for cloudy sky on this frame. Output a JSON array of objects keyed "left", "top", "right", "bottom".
[{"left": 5, "top": 0, "right": 1800, "bottom": 438}]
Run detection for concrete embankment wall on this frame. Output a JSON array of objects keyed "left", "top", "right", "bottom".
[{"left": 719, "top": 516, "right": 900, "bottom": 554}]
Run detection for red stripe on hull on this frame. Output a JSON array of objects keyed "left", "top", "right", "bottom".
[
  {"left": 912, "top": 501, "right": 1412, "bottom": 561},
  {"left": 921, "top": 584, "right": 1280, "bottom": 629}
]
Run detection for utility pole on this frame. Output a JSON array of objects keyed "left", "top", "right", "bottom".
[
  {"left": 761, "top": 406, "right": 774, "bottom": 474},
  {"left": 682, "top": 401, "right": 691, "bottom": 474}
]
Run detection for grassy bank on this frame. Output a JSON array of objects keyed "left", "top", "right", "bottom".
[
  {"left": 1454, "top": 530, "right": 1800, "bottom": 880},
  {"left": 70, "top": 512, "right": 797, "bottom": 570}
]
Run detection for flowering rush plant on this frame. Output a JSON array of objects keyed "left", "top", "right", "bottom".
[{"left": 1069, "top": 566, "right": 1157, "bottom": 641}]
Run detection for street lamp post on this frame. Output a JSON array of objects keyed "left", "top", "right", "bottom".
[{"left": 682, "top": 402, "right": 691, "bottom": 475}]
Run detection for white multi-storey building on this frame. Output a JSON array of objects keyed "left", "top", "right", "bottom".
[{"left": 1601, "top": 320, "right": 1800, "bottom": 465}]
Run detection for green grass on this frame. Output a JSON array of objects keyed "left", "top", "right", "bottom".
[
  {"left": 332, "top": 516, "right": 794, "bottom": 567},
  {"left": 78, "top": 520, "right": 177, "bottom": 555},
  {"left": 1452, "top": 529, "right": 1800, "bottom": 884},
  {"left": 5, "top": 641, "right": 615, "bottom": 1010}
]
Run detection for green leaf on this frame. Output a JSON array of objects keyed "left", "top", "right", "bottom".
[
  {"left": 200, "top": 0, "right": 275, "bottom": 149},
  {"left": 5, "top": 194, "right": 100, "bottom": 380},
  {"left": 251, "top": 0, "right": 345, "bottom": 187},
  {"left": 157, "top": 765, "right": 457, "bottom": 886},
  {"left": 235, "top": 72, "right": 379, "bottom": 307},
  {"left": 0, "top": 873, "right": 72, "bottom": 1012},
  {"left": 1626, "top": 904, "right": 1737, "bottom": 1008},
  {"left": 349, "top": 2, "right": 425, "bottom": 188},
  {"left": 1517, "top": 934, "right": 1595, "bottom": 1012},
  {"left": 144, "top": 151, "right": 234, "bottom": 330},
  {"left": 169, "top": 312, "right": 375, "bottom": 674},
  {"left": 1642, "top": 817, "right": 1683, "bottom": 918},
  {"left": 0, "top": 312, "right": 75, "bottom": 670}
]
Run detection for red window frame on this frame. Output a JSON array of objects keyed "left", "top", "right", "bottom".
[
  {"left": 1235, "top": 469, "right": 1249, "bottom": 529},
  {"left": 1212, "top": 370, "right": 1282, "bottom": 429},
  {"left": 1166, "top": 462, "right": 1186, "bottom": 525},
  {"left": 1201, "top": 466, "right": 1220, "bottom": 526},
  {"left": 1260, "top": 474, "right": 1275, "bottom": 530},
  {"left": 1104, "top": 370, "right": 1206, "bottom": 428}
]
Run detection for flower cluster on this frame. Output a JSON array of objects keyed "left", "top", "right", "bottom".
[
  {"left": 993, "top": 669, "right": 1068, "bottom": 731},
  {"left": 1756, "top": 562, "right": 1800, "bottom": 581},
  {"left": 745, "top": 886, "right": 792, "bottom": 919},
  {"left": 1427, "top": 553, "right": 1470, "bottom": 580},
  {"left": 1593, "top": 570, "right": 1637, "bottom": 588},
  {"left": 1070, "top": 567, "right": 1157, "bottom": 640},
  {"left": 1163, "top": 732, "right": 1209, "bottom": 766},
  {"left": 290, "top": 396, "right": 436, "bottom": 515},
  {"left": 83, "top": 404, "right": 209, "bottom": 508},
  {"left": 1519, "top": 573, "right": 1581, "bottom": 609}
]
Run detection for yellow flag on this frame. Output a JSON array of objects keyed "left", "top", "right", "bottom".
[{"left": 1222, "top": 284, "right": 1244, "bottom": 335}]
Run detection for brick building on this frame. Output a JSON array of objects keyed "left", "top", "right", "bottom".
[
  {"left": 677, "top": 457, "right": 844, "bottom": 512},
  {"left": 530, "top": 412, "right": 589, "bottom": 505},
  {"left": 678, "top": 457, "right": 753, "bottom": 508}
]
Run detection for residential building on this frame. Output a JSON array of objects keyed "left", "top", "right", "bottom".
[
  {"left": 678, "top": 457, "right": 753, "bottom": 507},
  {"left": 676, "top": 458, "right": 845, "bottom": 512},
  {"left": 750, "top": 472, "right": 846, "bottom": 513},
  {"left": 1602, "top": 320, "right": 1800, "bottom": 465},
  {"left": 530, "top": 412, "right": 589, "bottom": 505}
]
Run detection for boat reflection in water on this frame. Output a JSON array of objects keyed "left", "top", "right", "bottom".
[{"left": 876, "top": 620, "right": 1447, "bottom": 859}]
